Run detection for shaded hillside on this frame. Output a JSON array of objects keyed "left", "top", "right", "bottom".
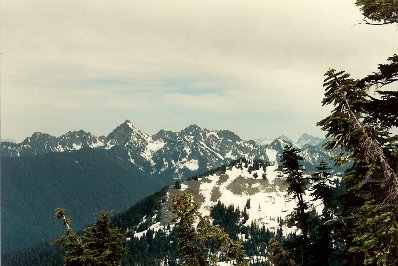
[{"left": 1, "top": 148, "right": 162, "bottom": 253}]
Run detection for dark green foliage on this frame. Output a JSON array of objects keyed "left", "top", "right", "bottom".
[
  {"left": 1, "top": 148, "right": 162, "bottom": 253},
  {"left": 356, "top": 0, "right": 398, "bottom": 24},
  {"left": 267, "top": 238, "right": 296, "bottom": 266},
  {"left": 318, "top": 69, "right": 397, "bottom": 202},
  {"left": 280, "top": 145, "right": 311, "bottom": 266},
  {"left": 350, "top": 202, "right": 398, "bottom": 265},
  {"left": 318, "top": 65, "right": 398, "bottom": 265},
  {"left": 174, "top": 180, "right": 182, "bottom": 189},
  {"left": 111, "top": 186, "right": 168, "bottom": 231},
  {"left": 122, "top": 228, "right": 178, "bottom": 265},
  {"left": 1, "top": 243, "right": 64, "bottom": 266},
  {"left": 308, "top": 161, "right": 340, "bottom": 265},
  {"left": 53, "top": 209, "right": 127, "bottom": 265},
  {"left": 245, "top": 199, "right": 251, "bottom": 209},
  {"left": 211, "top": 201, "right": 242, "bottom": 239},
  {"left": 172, "top": 193, "right": 249, "bottom": 265},
  {"left": 317, "top": 7, "right": 398, "bottom": 260}
]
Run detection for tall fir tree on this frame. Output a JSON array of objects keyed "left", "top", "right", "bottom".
[
  {"left": 53, "top": 209, "right": 127, "bottom": 266},
  {"left": 172, "top": 192, "right": 248, "bottom": 266},
  {"left": 309, "top": 161, "right": 336, "bottom": 265},
  {"left": 317, "top": 63, "right": 398, "bottom": 265},
  {"left": 355, "top": 0, "right": 398, "bottom": 24},
  {"left": 267, "top": 238, "right": 296, "bottom": 266},
  {"left": 280, "top": 145, "right": 311, "bottom": 266}
]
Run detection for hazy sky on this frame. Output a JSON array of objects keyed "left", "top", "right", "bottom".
[{"left": 1, "top": 0, "right": 397, "bottom": 142}]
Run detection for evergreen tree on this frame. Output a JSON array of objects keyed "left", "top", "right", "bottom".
[
  {"left": 309, "top": 161, "right": 336, "bottom": 265},
  {"left": 317, "top": 66, "right": 398, "bottom": 265},
  {"left": 172, "top": 192, "right": 249, "bottom": 265},
  {"left": 267, "top": 238, "right": 296, "bottom": 266},
  {"left": 175, "top": 180, "right": 182, "bottom": 189},
  {"left": 53, "top": 208, "right": 127, "bottom": 266},
  {"left": 81, "top": 211, "right": 127, "bottom": 265},
  {"left": 317, "top": 5, "right": 398, "bottom": 260},
  {"left": 280, "top": 146, "right": 311, "bottom": 266},
  {"left": 356, "top": 0, "right": 398, "bottom": 24}
]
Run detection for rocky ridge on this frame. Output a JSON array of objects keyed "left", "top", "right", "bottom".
[{"left": 1, "top": 120, "right": 339, "bottom": 181}]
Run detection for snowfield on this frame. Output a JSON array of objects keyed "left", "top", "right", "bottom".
[{"left": 134, "top": 160, "right": 330, "bottom": 239}]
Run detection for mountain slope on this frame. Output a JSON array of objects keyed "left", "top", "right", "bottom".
[
  {"left": 110, "top": 158, "right": 334, "bottom": 264},
  {"left": 125, "top": 159, "right": 325, "bottom": 239},
  {"left": 3, "top": 157, "right": 340, "bottom": 265},
  {"left": 296, "top": 133, "right": 324, "bottom": 148},
  {"left": 1, "top": 148, "right": 162, "bottom": 253}
]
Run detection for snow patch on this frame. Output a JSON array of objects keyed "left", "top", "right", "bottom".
[
  {"left": 265, "top": 148, "right": 278, "bottom": 163},
  {"left": 89, "top": 140, "right": 104, "bottom": 148},
  {"left": 183, "top": 159, "right": 199, "bottom": 171}
]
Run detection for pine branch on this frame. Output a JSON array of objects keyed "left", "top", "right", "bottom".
[{"left": 338, "top": 86, "right": 398, "bottom": 203}]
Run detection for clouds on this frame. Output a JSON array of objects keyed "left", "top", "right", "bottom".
[{"left": 1, "top": 0, "right": 397, "bottom": 141}]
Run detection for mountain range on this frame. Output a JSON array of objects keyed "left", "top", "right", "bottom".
[
  {"left": 1, "top": 120, "right": 343, "bottom": 255},
  {"left": 1, "top": 120, "right": 340, "bottom": 181}
]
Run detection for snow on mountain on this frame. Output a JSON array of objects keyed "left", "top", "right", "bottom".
[
  {"left": 253, "top": 138, "right": 274, "bottom": 145},
  {"left": 0, "top": 131, "right": 104, "bottom": 156},
  {"left": 127, "top": 124, "right": 271, "bottom": 180},
  {"left": 131, "top": 159, "right": 326, "bottom": 239},
  {"left": 296, "top": 133, "right": 324, "bottom": 148},
  {"left": 0, "top": 121, "right": 341, "bottom": 180},
  {"left": 276, "top": 135, "right": 293, "bottom": 144}
]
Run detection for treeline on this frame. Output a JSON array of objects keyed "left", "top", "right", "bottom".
[{"left": 186, "top": 157, "right": 270, "bottom": 182}]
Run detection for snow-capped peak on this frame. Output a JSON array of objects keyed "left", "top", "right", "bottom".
[
  {"left": 296, "top": 133, "right": 324, "bottom": 148},
  {"left": 276, "top": 135, "right": 293, "bottom": 144}
]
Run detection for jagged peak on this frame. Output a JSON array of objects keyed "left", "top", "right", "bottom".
[
  {"left": 63, "top": 130, "right": 91, "bottom": 137},
  {"left": 296, "top": 133, "right": 324, "bottom": 148},
  {"left": 217, "top": 129, "right": 241, "bottom": 140},
  {"left": 276, "top": 135, "right": 292, "bottom": 143},
  {"left": 181, "top": 124, "right": 202, "bottom": 133},
  {"left": 20, "top": 132, "right": 56, "bottom": 145},
  {"left": 111, "top": 120, "right": 137, "bottom": 133},
  {"left": 153, "top": 129, "right": 177, "bottom": 141},
  {"left": 30, "top": 132, "right": 52, "bottom": 137},
  {"left": 124, "top": 119, "right": 135, "bottom": 129}
]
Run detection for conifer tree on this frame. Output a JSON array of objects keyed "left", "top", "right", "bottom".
[
  {"left": 356, "top": 0, "right": 398, "bottom": 24},
  {"left": 317, "top": 6, "right": 398, "bottom": 260},
  {"left": 309, "top": 161, "right": 336, "bottom": 265},
  {"left": 317, "top": 66, "right": 398, "bottom": 265},
  {"left": 52, "top": 208, "right": 86, "bottom": 265},
  {"left": 267, "top": 238, "right": 296, "bottom": 266},
  {"left": 280, "top": 146, "right": 311, "bottom": 266},
  {"left": 172, "top": 192, "right": 249, "bottom": 266},
  {"left": 53, "top": 208, "right": 127, "bottom": 266}
]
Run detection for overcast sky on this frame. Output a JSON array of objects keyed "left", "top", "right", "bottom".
[{"left": 1, "top": 0, "right": 397, "bottom": 142}]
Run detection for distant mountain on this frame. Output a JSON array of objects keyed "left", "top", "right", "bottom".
[
  {"left": 253, "top": 137, "right": 274, "bottom": 145},
  {"left": 1, "top": 121, "right": 341, "bottom": 182},
  {"left": 296, "top": 133, "right": 324, "bottom": 148},
  {"left": 1, "top": 148, "right": 162, "bottom": 253},
  {"left": 1, "top": 130, "right": 104, "bottom": 157},
  {"left": 1, "top": 121, "right": 271, "bottom": 182}
]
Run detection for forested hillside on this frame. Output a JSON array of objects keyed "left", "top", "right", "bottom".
[{"left": 1, "top": 148, "right": 162, "bottom": 253}]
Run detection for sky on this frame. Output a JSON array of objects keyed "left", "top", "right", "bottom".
[{"left": 1, "top": 0, "right": 397, "bottom": 142}]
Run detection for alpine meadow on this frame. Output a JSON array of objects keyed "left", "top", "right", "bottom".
[{"left": 1, "top": 1, "right": 397, "bottom": 266}]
